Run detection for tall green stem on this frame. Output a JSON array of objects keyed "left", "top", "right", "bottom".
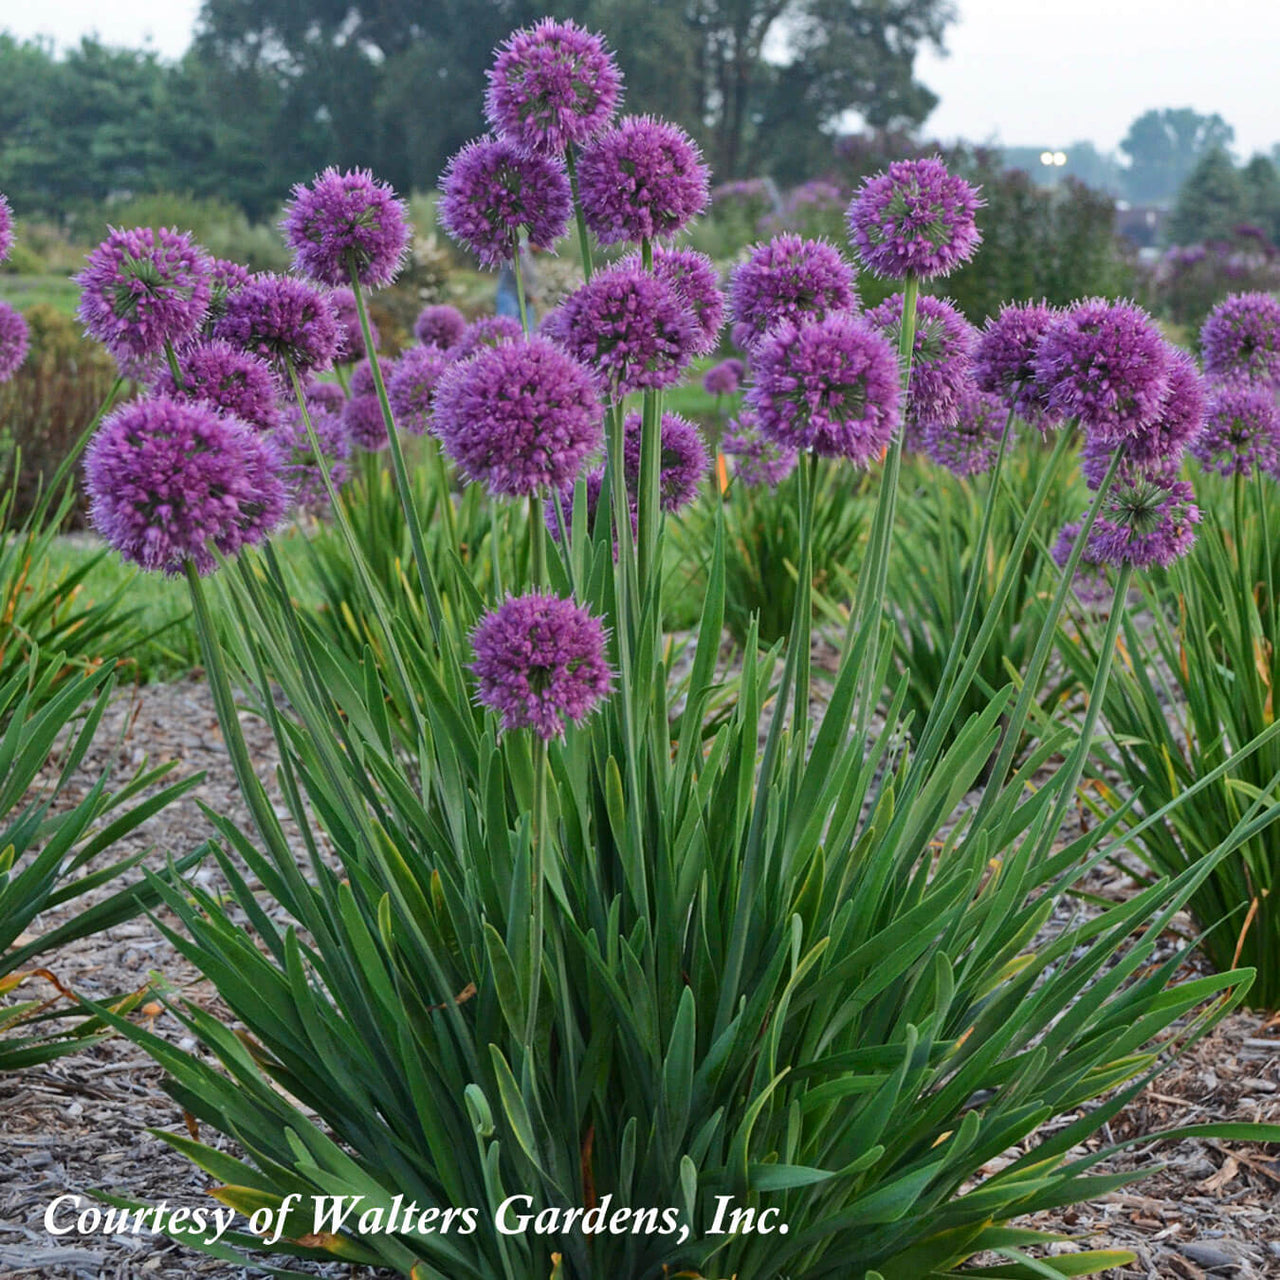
[
  {"left": 163, "top": 341, "right": 185, "bottom": 391},
  {"left": 565, "top": 146, "right": 594, "bottom": 281},
  {"left": 525, "top": 737, "right": 548, "bottom": 1047},
  {"left": 636, "top": 239, "right": 663, "bottom": 610},
  {"left": 528, "top": 491, "right": 547, "bottom": 589},
  {"left": 512, "top": 235, "right": 530, "bottom": 334},
  {"left": 792, "top": 452, "right": 817, "bottom": 732}
]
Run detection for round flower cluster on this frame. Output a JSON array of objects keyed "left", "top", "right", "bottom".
[
  {"left": 1189, "top": 379, "right": 1280, "bottom": 477},
  {"left": 621, "top": 246, "right": 723, "bottom": 354},
  {"left": 274, "top": 401, "right": 352, "bottom": 511},
  {"left": 282, "top": 167, "right": 410, "bottom": 288},
  {"left": 546, "top": 264, "right": 696, "bottom": 398},
  {"left": 577, "top": 116, "right": 709, "bottom": 245},
  {"left": 414, "top": 304, "right": 467, "bottom": 351},
  {"left": 152, "top": 339, "right": 281, "bottom": 433},
  {"left": 484, "top": 18, "right": 623, "bottom": 156},
  {"left": 76, "top": 226, "right": 212, "bottom": 363},
  {"left": 923, "top": 384, "right": 1007, "bottom": 477},
  {"left": 470, "top": 591, "right": 614, "bottom": 740},
  {"left": 454, "top": 315, "right": 524, "bottom": 361},
  {"left": 342, "top": 358, "right": 394, "bottom": 452},
  {"left": 204, "top": 258, "right": 252, "bottom": 333},
  {"left": 728, "top": 235, "right": 857, "bottom": 351},
  {"left": 306, "top": 381, "right": 347, "bottom": 416},
  {"left": 748, "top": 313, "right": 901, "bottom": 464},
  {"left": 0, "top": 192, "right": 13, "bottom": 264},
  {"left": 439, "top": 136, "right": 572, "bottom": 268},
  {"left": 1087, "top": 476, "right": 1200, "bottom": 570},
  {"left": 622, "top": 410, "right": 709, "bottom": 513},
  {"left": 1051, "top": 522, "right": 1114, "bottom": 609},
  {"left": 972, "top": 301, "right": 1063, "bottom": 429},
  {"left": 330, "top": 287, "right": 380, "bottom": 363},
  {"left": 703, "top": 358, "right": 745, "bottom": 397},
  {"left": 215, "top": 274, "right": 341, "bottom": 376},
  {"left": 722, "top": 413, "right": 798, "bottom": 489},
  {"left": 1200, "top": 292, "right": 1280, "bottom": 386},
  {"left": 387, "top": 345, "right": 450, "bottom": 435},
  {"left": 0, "top": 302, "right": 30, "bottom": 382},
  {"left": 847, "top": 157, "right": 983, "bottom": 280},
  {"left": 433, "top": 335, "right": 602, "bottom": 497},
  {"left": 84, "top": 397, "right": 286, "bottom": 576}
]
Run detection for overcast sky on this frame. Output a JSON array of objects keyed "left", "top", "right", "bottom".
[{"left": 4, "top": 0, "right": 1277, "bottom": 160}]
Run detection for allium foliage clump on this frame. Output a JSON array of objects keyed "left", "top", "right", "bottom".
[{"left": 728, "top": 234, "right": 858, "bottom": 350}]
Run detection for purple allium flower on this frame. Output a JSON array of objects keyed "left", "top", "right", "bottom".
[
  {"left": 747, "top": 313, "right": 901, "bottom": 463},
  {"left": 847, "top": 157, "right": 983, "bottom": 280},
  {"left": 728, "top": 235, "right": 858, "bottom": 351},
  {"left": 306, "top": 381, "right": 347, "bottom": 416},
  {"left": 1052, "top": 521, "right": 1114, "bottom": 609},
  {"left": 484, "top": 18, "right": 622, "bottom": 156},
  {"left": 330, "top": 286, "right": 379, "bottom": 363},
  {"left": 349, "top": 357, "right": 381, "bottom": 398},
  {"left": 281, "top": 166, "right": 410, "bottom": 289},
  {"left": 972, "top": 301, "right": 1064, "bottom": 428},
  {"left": 84, "top": 396, "right": 286, "bottom": 576},
  {"left": 274, "top": 402, "right": 351, "bottom": 511},
  {"left": 203, "top": 258, "right": 252, "bottom": 333},
  {"left": 866, "top": 291, "right": 975, "bottom": 430},
  {"left": 1189, "top": 379, "right": 1280, "bottom": 477},
  {"left": 1087, "top": 476, "right": 1200, "bottom": 571},
  {"left": 1200, "top": 292, "right": 1280, "bottom": 386},
  {"left": 621, "top": 245, "right": 723, "bottom": 355},
  {"left": 577, "top": 116, "right": 710, "bottom": 245},
  {"left": 433, "top": 335, "right": 603, "bottom": 498},
  {"left": 343, "top": 392, "right": 388, "bottom": 452},
  {"left": 0, "top": 302, "right": 29, "bottom": 382},
  {"left": 76, "top": 226, "right": 212, "bottom": 363},
  {"left": 1032, "top": 299, "right": 1171, "bottom": 442},
  {"left": 0, "top": 192, "right": 14, "bottom": 264},
  {"left": 387, "top": 345, "right": 450, "bottom": 435},
  {"left": 704, "top": 358, "right": 745, "bottom": 397},
  {"left": 923, "top": 384, "right": 1007, "bottom": 477},
  {"left": 215, "top": 273, "right": 341, "bottom": 377},
  {"left": 621, "top": 410, "right": 709, "bottom": 513},
  {"left": 151, "top": 338, "right": 281, "bottom": 433},
  {"left": 546, "top": 263, "right": 696, "bottom": 398},
  {"left": 438, "top": 136, "right": 572, "bottom": 268},
  {"left": 722, "top": 412, "right": 798, "bottom": 488},
  {"left": 414, "top": 304, "right": 468, "bottom": 351},
  {"left": 453, "top": 314, "right": 525, "bottom": 361},
  {"left": 470, "top": 590, "right": 614, "bottom": 740}
]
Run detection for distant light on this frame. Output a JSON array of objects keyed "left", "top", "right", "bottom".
[
  {"left": 1053, "top": 151, "right": 1068, "bottom": 167},
  {"left": 1040, "top": 151, "right": 1055, "bottom": 166}
]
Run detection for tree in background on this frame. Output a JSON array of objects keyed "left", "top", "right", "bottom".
[
  {"left": 1119, "top": 107, "right": 1234, "bottom": 205},
  {"left": 1166, "top": 149, "right": 1280, "bottom": 247}
]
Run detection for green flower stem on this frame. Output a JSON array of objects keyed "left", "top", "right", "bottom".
[
  {"left": 636, "top": 239, "right": 663, "bottom": 611},
  {"left": 1256, "top": 467, "right": 1276, "bottom": 638},
  {"left": 606, "top": 401, "right": 639, "bottom": 630},
  {"left": 529, "top": 491, "right": 547, "bottom": 588},
  {"left": 525, "top": 735, "right": 548, "bottom": 1047},
  {"left": 792, "top": 450, "right": 817, "bottom": 731},
  {"left": 346, "top": 262, "right": 446, "bottom": 639},
  {"left": 334, "top": 363, "right": 351, "bottom": 396},
  {"left": 512, "top": 233, "right": 531, "bottom": 334},
  {"left": 565, "top": 145, "right": 594, "bottom": 281},
  {"left": 163, "top": 341, "right": 185, "bottom": 391}
]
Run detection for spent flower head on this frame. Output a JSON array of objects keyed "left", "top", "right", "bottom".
[{"left": 728, "top": 235, "right": 858, "bottom": 351}]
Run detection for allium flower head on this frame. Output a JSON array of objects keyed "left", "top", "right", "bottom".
[
  {"left": 274, "top": 402, "right": 352, "bottom": 511},
  {"left": 1052, "top": 521, "right": 1114, "bottom": 609},
  {"left": 577, "top": 116, "right": 710, "bottom": 245},
  {"left": 215, "top": 273, "right": 341, "bottom": 376},
  {"left": 0, "top": 302, "right": 29, "bottom": 382},
  {"left": 76, "top": 226, "right": 212, "bottom": 362},
  {"left": 1087, "top": 476, "right": 1200, "bottom": 571},
  {"left": 0, "top": 193, "right": 14, "bottom": 264},
  {"left": 454, "top": 315, "right": 524, "bottom": 361},
  {"left": 728, "top": 235, "right": 858, "bottom": 351},
  {"left": 330, "top": 286, "right": 379, "bottom": 362},
  {"left": 923, "top": 384, "right": 1006, "bottom": 477},
  {"left": 439, "top": 136, "right": 571, "bottom": 268},
  {"left": 1189, "top": 379, "right": 1280, "bottom": 477},
  {"left": 433, "top": 335, "right": 603, "bottom": 497},
  {"left": 387, "top": 345, "right": 449, "bottom": 435},
  {"left": 747, "top": 313, "right": 900, "bottom": 463},
  {"left": 704, "top": 358, "right": 745, "bottom": 397},
  {"left": 545, "top": 264, "right": 696, "bottom": 398},
  {"left": 866, "top": 292, "right": 975, "bottom": 429},
  {"left": 282, "top": 167, "right": 410, "bottom": 288},
  {"left": 152, "top": 339, "right": 281, "bottom": 433},
  {"left": 470, "top": 591, "right": 614, "bottom": 741},
  {"left": 343, "top": 392, "right": 388, "bottom": 452},
  {"left": 847, "top": 157, "right": 983, "bottom": 280},
  {"left": 972, "top": 301, "right": 1063, "bottom": 428},
  {"left": 1032, "top": 298, "right": 1170, "bottom": 442},
  {"left": 622, "top": 410, "right": 709, "bottom": 513},
  {"left": 84, "top": 397, "right": 286, "bottom": 575},
  {"left": 306, "top": 381, "right": 347, "bottom": 416},
  {"left": 722, "top": 412, "right": 798, "bottom": 488},
  {"left": 484, "top": 18, "right": 622, "bottom": 156},
  {"left": 1200, "top": 292, "right": 1280, "bottom": 386},
  {"left": 622, "top": 245, "right": 723, "bottom": 354},
  {"left": 204, "top": 258, "right": 252, "bottom": 333},
  {"left": 414, "top": 304, "right": 467, "bottom": 351}
]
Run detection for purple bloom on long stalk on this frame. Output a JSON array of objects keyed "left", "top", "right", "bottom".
[
  {"left": 341, "top": 357, "right": 396, "bottom": 452},
  {"left": 622, "top": 245, "right": 724, "bottom": 354},
  {"left": 484, "top": 18, "right": 622, "bottom": 156},
  {"left": 305, "top": 381, "right": 347, "bottom": 416},
  {"left": 454, "top": 315, "right": 524, "bottom": 361},
  {"left": 214, "top": 273, "right": 341, "bottom": 377},
  {"left": 722, "top": 412, "right": 798, "bottom": 488},
  {"left": 203, "top": 258, "right": 252, "bottom": 333},
  {"left": 972, "top": 301, "right": 1063, "bottom": 428},
  {"left": 577, "top": 116, "right": 710, "bottom": 245},
  {"left": 387, "top": 345, "right": 450, "bottom": 435},
  {"left": 1189, "top": 379, "right": 1280, "bottom": 477},
  {"left": 439, "top": 136, "right": 572, "bottom": 268},
  {"left": 1200, "top": 292, "right": 1280, "bottom": 386},
  {"left": 1087, "top": 476, "right": 1200, "bottom": 570},
  {"left": 331, "top": 286, "right": 380, "bottom": 363},
  {"left": 747, "top": 313, "right": 900, "bottom": 464},
  {"left": 545, "top": 264, "right": 697, "bottom": 398},
  {"left": 152, "top": 338, "right": 281, "bottom": 433},
  {"left": 274, "top": 402, "right": 352, "bottom": 511},
  {"left": 76, "top": 226, "right": 212, "bottom": 363},
  {"left": 0, "top": 303, "right": 29, "bottom": 382},
  {"left": 703, "top": 358, "right": 745, "bottom": 397},
  {"left": 728, "top": 235, "right": 858, "bottom": 351},
  {"left": 433, "top": 335, "right": 602, "bottom": 498},
  {"left": 282, "top": 167, "right": 411, "bottom": 288},
  {"left": 923, "top": 384, "right": 1006, "bottom": 477},
  {"left": 1032, "top": 299, "right": 1170, "bottom": 442},
  {"left": 84, "top": 397, "right": 287, "bottom": 575},
  {"left": 622, "top": 410, "right": 709, "bottom": 513},
  {"left": 847, "top": 157, "right": 983, "bottom": 280},
  {"left": 866, "top": 291, "right": 975, "bottom": 430},
  {"left": 414, "top": 304, "right": 468, "bottom": 351},
  {"left": 0, "top": 193, "right": 12, "bottom": 264}
]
